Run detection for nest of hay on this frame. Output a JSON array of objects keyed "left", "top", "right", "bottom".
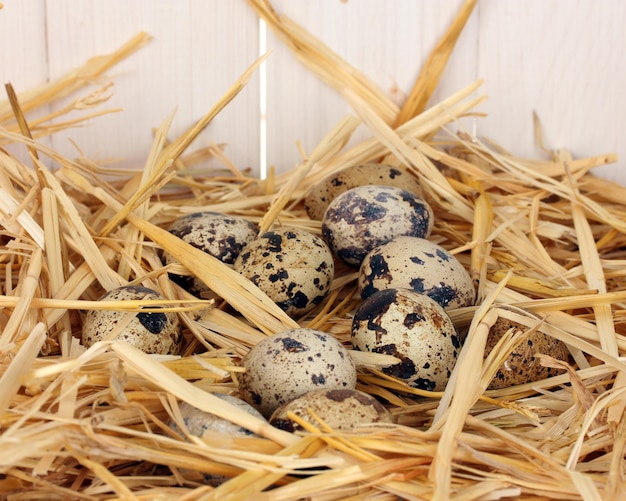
[{"left": 1, "top": 1, "right": 625, "bottom": 499}]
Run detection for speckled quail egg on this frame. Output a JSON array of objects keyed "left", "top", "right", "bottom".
[
  {"left": 233, "top": 227, "right": 335, "bottom": 318},
  {"left": 82, "top": 285, "right": 182, "bottom": 354},
  {"left": 351, "top": 288, "right": 461, "bottom": 392},
  {"left": 164, "top": 211, "right": 258, "bottom": 297},
  {"left": 358, "top": 236, "right": 475, "bottom": 310},
  {"left": 486, "top": 316, "right": 570, "bottom": 390},
  {"left": 170, "top": 395, "right": 266, "bottom": 437},
  {"left": 305, "top": 163, "right": 424, "bottom": 220},
  {"left": 269, "top": 388, "right": 394, "bottom": 433},
  {"left": 321, "top": 185, "right": 434, "bottom": 267},
  {"left": 169, "top": 395, "right": 267, "bottom": 486},
  {"left": 239, "top": 328, "right": 357, "bottom": 417}
]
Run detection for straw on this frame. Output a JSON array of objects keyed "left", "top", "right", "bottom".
[
  {"left": 1, "top": 0, "right": 626, "bottom": 498},
  {"left": 392, "top": 0, "right": 478, "bottom": 127}
]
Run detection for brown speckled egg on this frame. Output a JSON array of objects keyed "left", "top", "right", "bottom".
[
  {"left": 486, "top": 317, "right": 570, "bottom": 390},
  {"left": 171, "top": 395, "right": 266, "bottom": 437},
  {"left": 351, "top": 288, "right": 461, "bottom": 392},
  {"left": 269, "top": 388, "right": 394, "bottom": 432},
  {"left": 239, "top": 328, "right": 357, "bottom": 417},
  {"left": 305, "top": 163, "right": 424, "bottom": 220},
  {"left": 233, "top": 227, "right": 334, "bottom": 318},
  {"left": 82, "top": 285, "right": 182, "bottom": 354},
  {"left": 165, "top": 212, "right": 258, "bottom": 297},
  {"left": 321, "top": 185, "right": 434, "bottom": 267},
  {"left": 359, "top": 236, "right": 475, "bottom": 310},
  {"left": 169, "top": 395, "right": 267, "bottom": 486}
]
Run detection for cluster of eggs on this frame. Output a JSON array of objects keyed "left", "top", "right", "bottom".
[
  {"left": 305, "top": 163, "right": 473, "bottom": 392},
  {"left": 305, "top": 163, "right": 570, "bottom": 392},
  {"left": 79, "top": 162, "right": 571, "bottom": 448},
  {"left": 74, "top": 162, "right": 575, "bottom": 488}
]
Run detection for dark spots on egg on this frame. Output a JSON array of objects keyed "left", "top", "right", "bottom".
[
  {"left": 280, "top": 337, "right": 307, "bottom": 353},
  {"left": 164, "top": 212, "right": 258, "bottom": 296},
  {"left": 322, "top": 186, "right": 434, "bottom": 267},
  {"left": 377, "top": 344, "right": 417, "bottom": 380},
  {"left": 82, "top": 285, "right": 182, "bottom": 355},
  {"left": 403, "top": 311, "right": 425, "bottom": 329},
  {"left": 409, "top": 255, "right": 425, "bottom": 266},
  {"left": 388, "top": 168, "right": 401, "bottom": 179},
  {"left": 413, "top": 377, "right": 437, "bottom": 391},
  {"left": 435, "top": 248, "right": 450, "bottom": 262},
  {"left": 312, "top": 294, "right": 325, "bottom": 305},
  {"left": 368, "top": 254, "right": 392, "bottom": 279},
  {"left": 351, "top": 288, "right": 459, "bottom": 392},
  {"left": 240, "top": 328, "right": 357, "bottom": 417},
  {"left": 325, "top": 389, "right": 353, "bottom": 402},
  {"left": 357, "top": 236, "right": 475, "bottom": 310},
  {"left": 409, "top": 277, "right": 426, "bottom": 293},
  {"left": 427, "top": 284, "right": 458, "bottom": 309},
  {"left": 276, "top": 290, "right": 310, "bottom": 312},
  {"left": 268, "top": 269, "right": 289, "bottom": 283},
  {"left": 485, "top": 317, "right": 570, "bottom": 390},
  {"left": 137, "top": 306, "right": 167, "bottom": 334},
  {"left": 271, "top": 418, "right": 297, "bottom": 433},
  {"left": 264, "top": 231, "right": 283, "bottom": 252},
  {"left": 233, "top": 227, "right": 335, "bottom": 317},
  {"left": 451, "top": 334, "right": 462, "bottom": 349},
  {"left": 136, "top": 308, "right": 168, "bottom": 334},
  {"left": 316, "top": 261, "right": 330, "bottom": 272}
]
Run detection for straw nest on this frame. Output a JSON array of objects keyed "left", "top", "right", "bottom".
[{"left": 1, "top": 1, "right": 625, "bottom": 499}]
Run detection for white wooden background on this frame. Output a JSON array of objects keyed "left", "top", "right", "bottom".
[{"left": 1, "top": 1, "right": 625, "bottom": 183}]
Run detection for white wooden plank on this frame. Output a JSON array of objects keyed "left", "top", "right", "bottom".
[
  {"left": 264, "top": 0, "right": 477, "bottom": 172},
  {"left": 2, "top": 1, "right": 625, "bottom": 184},
  {"left": 0, "top": 0, "right": 50, "bottom": 161},
  {"left": 477, "top": 0, "right": 626, "bottom": 181},
  {"left": 43, "top": 0, "right": 260, "bottom": 173}
]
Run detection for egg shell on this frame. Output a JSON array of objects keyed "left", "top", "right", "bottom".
[
  {"left": 358, "top": 236, "right": 475, "bottom": 310},
  {"left": 486, "top": 317, "right": 570, "bottom": 389},
  {"left": 164, "top": 212, "right": 258, "bottom": 297},
  {"left": 239, "top": 328, "right": 357, "bottom": 417},
  {"left": 169, "top": 395, "right": 267, "bottom": 486},
  {"left": 351, "top": 288, "right": 461, "bottom": 391},
  {"left": 171, "top": 395, "right": 266, "bottom": 438},
  {"left": 233, "top": 227, "right": 335, "bottom": 317},
  {"left": 81, "top": 285, "right": 182, "bottom": 355},
  {"left": 305, "top": 163, "right": 424, "bottom": 220},
  {"left": 321, "top": 185, "right": 434, "bottom": 267},
  {"left": 269, "top": 388, "right": 394, "bottom": 433}
]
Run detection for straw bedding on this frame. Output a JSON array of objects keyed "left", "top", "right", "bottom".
[{"left": 0, "top": 1, "right": 625, "bottom": 499}]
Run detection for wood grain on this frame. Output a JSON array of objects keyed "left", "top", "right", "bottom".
[{"left": 0, "top": 1, "right": 623, "bottom": 182}]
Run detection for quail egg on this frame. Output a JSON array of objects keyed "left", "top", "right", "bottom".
[
  {"left": 82, "top": 285, "right": 182, "bottom": 354},
  {"left": 169, "top": 394, "right": 267, "bottom": 486},
  {"left": 486, "top": 317, "right": 570, "bottom": 390},
  {"left": 164, "top": 211, "right": 258, "bottom": 297},
  {"left": 233, "top": 227, "right": 335, "bottom": 318},
  {"left": 269, "top": 388, "right": 394, "bottom": 432},
  {"left": 239, "top": 328, "right": 357, "bottom": 417},
  {"left": 351, "top": 288, "right": 461, "bottom": 392},
  {"left": 358, "top": 236, "right": 475, "bottom": 310},
  {"left": 321, "top": 185, "right": 434, "bottom": 267},
  {"left": 305, "top": 163, "right": 424, "bottom": 220},
  {"left": 170, "top": 395, "right": 266, "bottom": 437}
]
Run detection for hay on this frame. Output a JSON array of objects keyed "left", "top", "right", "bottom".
[{"left": 0, "top": 2, "right": 625, "bottom": 499}]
